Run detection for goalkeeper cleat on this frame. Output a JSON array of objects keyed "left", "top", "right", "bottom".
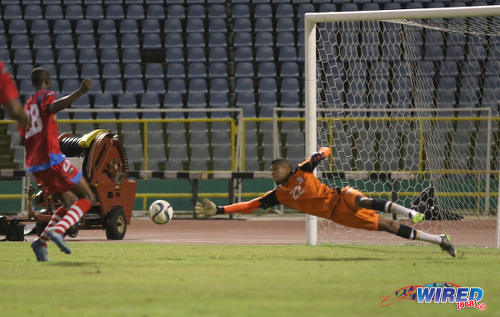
[
  {"left": 47, "top": 230, "right": 71, "bottom": 254},
  {"left": 411, "top": 213, "right": 425, "bottom": 224},
  {"left": 439, "top": 234, "right": 455, "bottom": 257},
  {"left": 31, "top": 239, "right": 48, "bottom": 262}
]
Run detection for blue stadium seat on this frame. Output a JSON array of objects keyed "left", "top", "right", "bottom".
[
  {"left": 77, "top": 34, "right": 96, "bottom": 49},
  {"left": 425, "top": 45, "right": 444, "bottom": 61},
  {"left": 258, "top": 78, "right": 277, "bottom": 93},
  {"left": 59, "top": 64, "right": 79, "bottom": 79},
  {"left": 186, "top": 18, "right": 205, "bottom": 33},
  {"left": 61, "top": 79, "right": 80, "bottom": 94},
  {"left": 425, "top": 30, "right": 444, "bottom": 45},
  {"left": 254, "top": 4, "right": 273, "bottom": 18},
  {"left": 255, "top": 32, "right": 273, "bottom": 47},
  {"left": 234, "top": 62, "right": 254, "bottom": 78},
  {"left": 86, "top": 5, "right": 104, "bottom": 20},
  {"left": 53, "top": 20, "right": 71, "bottom": 35},
  {"left": 208, "top": 4, "right": 226, "bottom": 18},
  {"left": 96, "top": 19, "right": 115, "bottom": 34},
  {"left": 166, "top": 63, "right": 185, "bottom": 79},
  {"left": 145, "top": 64, "right": 164, "bottom": 79},
  {"left": 258, "top": 92, "right": 278, "bottom": 117},
  {"left": 127, "top": 4, "right": 145, "bottom": 19},
  {"left": 236, "top": 92, "right": 256, "bottom": 117},
  {"left": 75, "top": 19, "right": 94, "bottom": 34},
  {"left": 186, "top": 33, "right": 205, "bottom": 48},
  {"left": 143, "top": 34, "right": 162, "bottom": 49},
  {"left": 140, "top": 93, "right": 160, "bottom": 109},
  {"left": 123, "top": 63, "right": 143, "bottom": 79},
  {"left": 120, "top": 19, "right": 138, "bottom": 34},
  {"left": 165, "top": 48, "right": 184, "bottom": 63},
  {"left": 8, "top": 20, "right": 27, "bottom": 34},
  {"left": 0, "top": 49, "right": 11, "bottom": 64},
  {"left": 235, "top": 78, "right": 254, "bottom": 93},
  {"left": 65, "top": 5, "right": 84, "bottom": 20},
  {"left": 186, "top": 92, "right": 207, "bottom": 118},
  {"left": 278, "top": 47, "right": 298, "bottom": 62},
  {"left": 80, "top": 63, "right": 100, "bottom": 78},
  {"left": 122, "top": 48, "right": 141, "bottom": 63},
  {"left": 297, "top": 3, "right": 315, "bottom": 16},
  {"left": 187, "top": 47, "right": 206, "bottom": 63},
  {"left": 102, "top": 63, "right": 121, "bottom": 79},
  {"left": 280, "top": 78, "right": 300, "bottom": 93},
  {"left": 187, "top": 4, "right": 205, "bottom": 19},
  {"left": 147, "top": 5, "right": 165, "bottom": 20},
  {"left": 340, "top": 3, "right": 359, "bottom": 11},
  {"left": 208, "top": 62, "right": 227, "bottom": 78},
  {"left": 104, "top": 79, "right": 123, "bottom": 94},
  {"left": 439, "top": 61, "right": 459, "bottom": 76},
  {"left": 16, "top": 64, "right": 34, "bottom": 79},
  {"left": 106, "top": 5, "right": 125, "bottom": 20},
  {"left": 45, "top": 6, "right": 64, "bottom": 20},
  {"left": 19, "top": 79, "right": 33, "bottom": 96},
  {"left": 255, "top": 47, "right": 274, "bottom": 62},
  {"left": 208, "top": 47, "right": 227, "bottom": 62},
  {"left": 99, "top": 34, "right": 118, "bottom": 49},
  {"left": 276, "top": 32, "right": 295, "bottom": 47},
  {"left": 208, "top": 92, "right": 230, "bottom": 118},
  {"left": 275, "top": 4, "right": 294, "bottom": 18},
  {"left": 146, "top": 79, "right": 166, "bottom": 94},
  {"left": 234, "top": 32, "right": 253, "bottom": 47},
  {"left": 164, "top": 93, "right": 185, "bottom": 119},
  {"left": 11, "top": 35, "right": 30, "bottom": 49},
  {"left": 13, "top": 49, "right": 33, "bottom": 64},
  {"left": 254, "top": 18, "right": 273, "bottom": 32},
  {"left": 234, "top": 47, "right": 254, "bottom": 62},
  {"left": 438, "top": 76, "right": 457, "bottom": 91},
  {"left": 0, "top": 35, "right": 6, "bottom": 49},
  {"left": 167, "top": 5, "right": 185, "bottom": 20},
  {"left": 208, "top": 33, "right": 227, "bottom": 47},
  {"left": 121, "top": 34, "right": 140, "bottom": 48},
  {"left": 78, "top": 48, "right": 98, "bottom": 63},
  {"left": 100, "top": 48, "right": 119, "bottom": 64},
  {"left": 3, "top": 5, "right": 22, "bottom": 20},
  {"left": 31, "top": 20, "right": 50, "bottom": 34},
  {"left": 383, "top": 3, "right": 402, "bottom": 9},
  {"left": 318, "top": 3, "right": 337, "bottom": 12},
  {"left": 208, "top": 18, "right": 227, "bottom": 33},
  {"left": 143, "top": 19, "right": 160, "bottom": 33},
  {"left": 276, "top": 18, "right": 295, "bottom": 32},
  {"left": 168, "top": 79, "right": 187, "bottom": 94},
  {"left": 188, "top": 63, "right": 207, "bottom": 79},
  {"left": 164, "top": 19, "right": 183, "bottom": 33},
  {"left": 125, "top": 79, "right": 144, "bottom": 94},
  {"left": 232, "top": 4, "right": 251, "bottom": 18},
  {"left": 210, "top": 78, "right": 229, "bottom": 93},
  {"left": 233, "top": 18, "right": 252, "bottom": 32}
]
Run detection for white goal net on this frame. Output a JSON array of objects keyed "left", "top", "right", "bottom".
[{"left": 304, "top": 7, "right": 500, "bottom": 247}]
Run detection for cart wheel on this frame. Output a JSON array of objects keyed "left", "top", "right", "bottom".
[
  {"left": 66, "top": 225, "right": 79, "bottom": 238},
  {"left": 35, "top": 221, "right": 48, "bottom": 236},
  {"left": 105, "top": 207, "right": 127, "bottom": 240}
]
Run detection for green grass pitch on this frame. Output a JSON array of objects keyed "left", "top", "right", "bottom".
[{"left": 0, "top": 243, "right": 498, "bottom": 317}]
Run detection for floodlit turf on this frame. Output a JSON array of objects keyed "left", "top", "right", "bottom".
[{"left": 0, "top": 243, "right": 498, "bottom": 317}]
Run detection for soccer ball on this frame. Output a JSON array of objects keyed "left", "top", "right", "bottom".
[{"left": 148, "top": 200, "right": 174, "bottom": 225}]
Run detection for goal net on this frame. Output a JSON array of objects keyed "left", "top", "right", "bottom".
[{"left": 304, "top": 6, "right": 500, "bottom": 247}]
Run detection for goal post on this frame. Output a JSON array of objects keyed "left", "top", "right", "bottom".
[{"left": 304, "top": 6, "right": 500, "bottom": 247}]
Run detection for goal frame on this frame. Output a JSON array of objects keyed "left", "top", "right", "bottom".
[{"left": 304, "top": 6, "right": 500, "bottom": 246}]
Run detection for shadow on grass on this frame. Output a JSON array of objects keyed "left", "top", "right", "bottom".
[
  {"left": 50, "top": 261, "right": 97, "bottom": 267},
  {"left": 303, "top": 257, "right": 385, "bottom": 262}
]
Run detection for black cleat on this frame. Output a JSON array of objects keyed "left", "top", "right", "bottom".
[{"left": 440, "top": 234, "right": 455, "bottom": 257}]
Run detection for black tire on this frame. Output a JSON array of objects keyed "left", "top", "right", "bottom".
[{"left": 105, "top": 207, "right": 127, "bottom": 240}]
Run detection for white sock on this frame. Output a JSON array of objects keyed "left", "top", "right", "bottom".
[
  {"left": 416, "top": 231, "right": 442, "bottom": 245},
  {"left": 390, "top": 203, "right": 418, "bottom": 220}
]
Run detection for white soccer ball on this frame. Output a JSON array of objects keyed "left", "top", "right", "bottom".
[{"left": 148, "top": 200, "right": 174, "bottom": 225}]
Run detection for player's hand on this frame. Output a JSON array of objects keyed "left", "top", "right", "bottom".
[
  {"left": 310, "top": 147, "right": 331, "bottom": 162},
  {"left": 79, "top": 78, "right": 93, "bottom": 94},
  {"left": 195, "top": 199, "right": 217, "bottom": 218}
]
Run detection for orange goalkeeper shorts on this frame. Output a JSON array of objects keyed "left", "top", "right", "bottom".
[{"left": 330, "top": 186, "right": 379, "bottom": 231}]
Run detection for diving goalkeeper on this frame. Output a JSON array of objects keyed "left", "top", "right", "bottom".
[{"left": 195, "top": 147, "right": 455, "bottom": 257}]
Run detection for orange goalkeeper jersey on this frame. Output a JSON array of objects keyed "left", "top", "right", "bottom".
[{"left": 258, "top": 160, "right": 341, "bottom": 219}]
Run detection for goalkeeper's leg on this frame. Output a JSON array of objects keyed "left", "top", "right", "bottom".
[
  {"left": 378, "top": 217, "right": 455, "bottom": 257},
  {"left": 354, "top": 193, "right": 424, "bottom": 224}
]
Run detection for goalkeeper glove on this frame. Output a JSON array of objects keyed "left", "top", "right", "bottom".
[
  {"left": 310, "top": 147, "right": 332, "bottom": 162},
  {"left": 195, "top": 199, "right": 219, "bottom": 218}
]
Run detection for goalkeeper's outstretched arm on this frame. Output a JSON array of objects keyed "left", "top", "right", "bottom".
[{"left": 195, "top": 197, "right": 264, "bottom": 218}]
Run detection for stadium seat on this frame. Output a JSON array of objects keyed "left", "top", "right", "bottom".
[
  {"left": 232, "top": 4, "right": 251, "bottom": 18},
  {"left": 208, "top": 33, "right": 227, "bottom": 47},
  {"left": 187, "top": 4, "right": 205, "bottom": 19},
  {"left": 120, "top": 34, "right": 139, "bottom": 48},
  {"left": 8, "top": 20, "right": 27, "bottom": 34},
  {"left": 166, "top": 63, "right": 185, "bottom": 79},
  {"left": 164, "top": 93, "right": 185, "bottom": 119},
  {"left": 275, "top": 4, "right": 294, "bottom": 18},
  {"left": 15, "top": 64, "right": 34, "bottom": 80},
  {"left": 31, "top": 20, "right": 50, "bottom": 34},
  {"left": 146, "top": 79, "right": 166, "bottom": 94},
  {"left": 145, "top": 64, "right": 164, "bottom": 79},
  {"left": 280, "top": 78, "right": 300, "bottom": 93},
  {"left": 188, "top": 78, "right": 208, "bottom": 93},
  {"left": 81, "top": 63, "right": 100, "bottom": 78},
  {"left": 208, "top": 47, "right": 227, "bottom": 62},
  {"left": 254, "top": 18, "right": 273, "bottom": 32},
  {"left": 208, "top": 62, "right": 228, "bottom": 78},
  {"left": 86, "top": 5, "right": 104, "bottom": 20},
  {"left": 255, "top": 47, "right": 274, "bottom": 62},
  {"left": 123, "top": 63, "right": 142, "bottom": 79},
  {"left": 234, "top": 47, "right": 254, "bottom": 62},
  {"left": 209, "top": 78, "right": 229, "bottom": 93},
  {"left": 235, "top": 78, "right": 254, "bottom": 93},
  {"left": 102, "top": 63, "right": 121, "bottom": 79},
  {"left": 77, "top": 34, "right": 96, "bottom": 49},
  {"left": 3, "top": 5, "right": 22, "bottom": 20},
  {"left": 120, "top": 19, "right": 138, "bottom": 34},
  {"left": 168, "top": 79, "right": 187, "bottom": 94},
  {"left": 255, "top": 32, "right": 274, "bottom": 47},
  {"left": 143, "top": 34, "right": 162, "bottom": 49},
  {"left": 122, "top": 48, "right": 141, "bottom": 63},
  {"left": 127, "top": 5, "right": 145, "bottom": 19},
  {"left": 208, "top": 4, "right": 226, "bottom": 18},
  {"left": 258, "top": 92, "right": 278, "bottom": 117},
  {"left": 59, "top": 64, "right": 79, "bottom": 79},
  {"left": 65, "top": 5, "right": 84, "bottom": 20},
  {"left": 234, "top": 62, "right": 254, "bottom": 78},
  {"left": 167, "top": 5, "right": 185, "bottom": 19},
  {"left": 187, "top": 33, "right": 205, "bottom": 48},
  {"left": 208, "top": 18, "right": 227, "bottom": 33},
  {"left": 140, "top": 93, "right": 160, "bottom": 109},
  {"left": 208, "top": 92, "right": 230, "bottom": 118},
  {"left": 142, "top": 19, "right": 161, "bottom": 33},
  {"left": 187, "top": 47, "right": 206, "bottom": 63},
  {"left": 186, "top": 18, "right": 205, "bottom": 33},
  {"left": 257, "top": 62, "right": 277, "bottom": 78},
  {"left": 0, "top": 49, "right": 11, "bottom": 64},
  {"left": 125, "top": 79, "right": 145, "bottom": 94},
  {"left": 106, "top": 5, "right": 125, "bottom": 20},
  {"left": 104, "top": 79, "right": 123, "bottom": 94},
  {"left": 276, "top": 18, "right": 295, "bottom": 32},
  {"left": 147, "top": 5, "right": 165, "bottom": 20},
  {"left": 75, "top": 19, "right": 94, "bottom": 34},
  {"left": 10, "top": 35, "right": 30, "bottom": 49},
  {"left": 258, "top": 78, "right": 277, "bottom": 93},
  {"left": 45, "top": 6, "right": 64, "bottom": 20},
  {"left": 234, "top": 32, "right": 253, "bottom": 47},
  {"left": 53, "top": 20, "right": 72, "bottom": 35},
  {"left": 236, "top": 92, "right": 256, "bottom": 117},
  {"left": 164, "top": 19, "right": 183, "bottom": 33},
  {"left": 278, "top": 47, "right": 298, "bottom": 62},
  {"left": 13, "top": 49, "right": 33, "bottom": 64},
  {"left": 233, "top": 18, "right": 252, "bottom": 32}
]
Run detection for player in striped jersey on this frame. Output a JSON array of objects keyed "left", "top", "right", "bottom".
[
  {"left": 195, "top": 147, "right": 455, "bottom": 257},
  {"left": 19, "top": 67, "right": 96, "bottom": 262}
]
